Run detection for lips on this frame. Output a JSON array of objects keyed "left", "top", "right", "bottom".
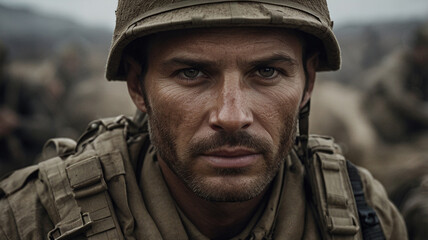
[{"left": 200, "top": 147, "right": 261, "bottom": 168}]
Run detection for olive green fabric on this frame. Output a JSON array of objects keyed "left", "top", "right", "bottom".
[
  {"left": 0, "top": 116, "right": 407, "bottom": 239},
  {"left": 106, "top": 0, "right": 341, "bottom": 80}
]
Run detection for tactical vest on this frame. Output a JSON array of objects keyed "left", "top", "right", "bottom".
[{"left": 0, "top": 115, "right": 384, "bottom": 240}]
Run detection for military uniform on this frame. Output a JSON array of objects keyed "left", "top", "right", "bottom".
[
  {"left": 0, "top": 116, "right": 407, "bottom": 239},
  {"left": 0, "top": 0, "right": 409, "bottom": 239}
]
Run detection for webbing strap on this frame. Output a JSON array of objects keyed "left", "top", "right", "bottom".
[
  {"left": 347, "top": 161, "right": 386, "bottom": 240},
  {"left": 315, "top": 152, "right": 360, "bottom": 237},
  {"left": 39, "top": 157, "right": 93, "bottom": 240},
  {"left": 66, "top": 153, "right": 125, "bottom": 240},
  {"left": 41, "top": 153, "right": 125, "bottom": 239},
  {"left": 42, "top": 116, "right": 132, "bottom": 240},
  {"left": 303, "top": 135, "right": 362, "bottom": 240}
]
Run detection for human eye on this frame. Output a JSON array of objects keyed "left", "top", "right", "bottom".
[
  {"left": 177, "top": 68, "right": 205, "bottom": 80},
  {"left": 255, "top": 67, "right": 279, "bottom": 79}
]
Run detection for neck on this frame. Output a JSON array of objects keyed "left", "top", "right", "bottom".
[{"left": 158, "top": 158, "right": 269, "bottom": 240}]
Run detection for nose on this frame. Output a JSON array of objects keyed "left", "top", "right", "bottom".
[{"left": 209, "top": 75, "right": 253, "bottom": 132}]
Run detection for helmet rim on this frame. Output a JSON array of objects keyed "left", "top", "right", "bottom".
[{"left": 106, "top": 1, "right": 341, "bottom": 81}]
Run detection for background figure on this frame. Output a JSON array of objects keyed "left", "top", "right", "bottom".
[
  {"left": 0, "top": 42, "right": 56, "bottom": 176},
  {"left": 363, "top": 25, "right": 428, "bottom": 240},
  {"left": 363, "top": 25, "right": 428, "bottom": 143},
  {"left": 309, "top": 24, "right": 428, "bottom": 239},
  {"left": 42, "top": 42, "right": 92, "bottom": 139}
]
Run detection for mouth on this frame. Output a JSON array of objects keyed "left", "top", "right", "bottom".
[{"left": 200, "top": 147, "right": 261, "bottom": 168}]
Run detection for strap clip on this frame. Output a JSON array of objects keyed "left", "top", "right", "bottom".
[
  {"left": 359, "top": 206, "right": 380, "bottom": 227},
  {"left": 48, "top": 212, "right": 92, "bottom": 240},
  {"left": 328, "top": 215, "right": 359, "bottom": 235}
]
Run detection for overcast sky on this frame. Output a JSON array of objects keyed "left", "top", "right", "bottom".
[{"left": 1, "top": 0, "right": 427, "bottom": 30}]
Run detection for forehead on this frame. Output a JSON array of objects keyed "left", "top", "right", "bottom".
[{"left": 145, "top": 27, "right": 304, "bottom": 56}]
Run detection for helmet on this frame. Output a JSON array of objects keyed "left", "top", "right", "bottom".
[{"left": 106, "top": 0, "right": 341, "bottom": 81}]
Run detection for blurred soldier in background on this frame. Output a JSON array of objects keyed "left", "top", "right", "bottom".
[
  {"left": 0, "top": 41, "right": 56, "bottom": 176},
  {"left": 364, "top": 25, "right": 428, "bottom": 143},
  {"left": 55, "top": 42, "right": 89, "bottom": 92},
  {"left": 52, "top": 41, "right": 135, "bottom": 135},
  {"left": 43, "top": 42, "right": 92, "bottom": 138},
  {"left": 363, "top": 24, "right": 428, "bottom": 240}
]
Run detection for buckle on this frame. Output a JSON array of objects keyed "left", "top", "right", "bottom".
[
  {"left": 358, "top": 207, "right": 380, "bottom": 227},
  {"left": 48, "top": 212, "right": 93, "bottom": 240},
  {"left": 328, "top": 215, "right": 359, "bottom": 235}
]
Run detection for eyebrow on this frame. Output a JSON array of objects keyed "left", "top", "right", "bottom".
[
  {"left": 161, "top": 57, "right": 218, "bottom": 70},
  {"left": 248, "top": 53, "right": 299, "bottom": 67}
]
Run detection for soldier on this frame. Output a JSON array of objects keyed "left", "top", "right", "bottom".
[
  {"left": 363, "top": 24, "right": 428, "bottom": 143},
  {"left": 366, "top": 25, "right": 428, "bottom": 240},
  {"left": 0, "top": 42, "right": 57, "bottom": 176},
  {"left": 0, "top": 1, "right": 407, "bottom": 239}
]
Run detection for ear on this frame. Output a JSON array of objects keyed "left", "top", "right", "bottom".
[
  {"left": 125, "top": 56, "right": 148, "bottom": 113},
  {"left": 300, "top": 53, "right": 319, "bottom": 109}
]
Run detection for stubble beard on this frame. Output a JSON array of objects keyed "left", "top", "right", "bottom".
[{"left": 147, "top": 110, "right": 298, "bottom": 202}]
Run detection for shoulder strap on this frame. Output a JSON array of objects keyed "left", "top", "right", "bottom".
[
  {"left": 303, "top": 135, "right": 387, "bottom": 240},
  {"left": 346, "top": 161, "right": 385, "bottom": 240},
  {"left": 39, "top": 157, "right": 92, "bottom": 240},
  {"left": 39, "top": 116, "right": 137, "bottom": 240},
  {"left": 303, "top": 135, "right": 362, "bottom": 240}
]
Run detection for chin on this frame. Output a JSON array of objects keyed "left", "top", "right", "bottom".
[{"left": 188, "top": 174, "right": 273, "bottom": 202}]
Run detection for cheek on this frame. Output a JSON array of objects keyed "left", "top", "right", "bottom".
[
  {"left": 252, "top": 84, "right": 303, "bottom": 141},
  {"left": 149, "top": 84, "right": 210, "bottom": 146}
]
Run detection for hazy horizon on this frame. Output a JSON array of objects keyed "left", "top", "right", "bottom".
[{"left": 0, "top": 0, "right": 427, "bottom": 31}]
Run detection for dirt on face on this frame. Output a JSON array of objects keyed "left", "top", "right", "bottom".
[{"left": 133, "top": 28, "right": 312, "bottom": 202}]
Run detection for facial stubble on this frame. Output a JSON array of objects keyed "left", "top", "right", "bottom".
[{"left": 146, "top": 103, "right": 298, "bottom": 202}]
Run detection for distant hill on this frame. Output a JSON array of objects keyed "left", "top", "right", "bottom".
[{"left": 0, "top": 4, "right": 112, "bottom": 61}]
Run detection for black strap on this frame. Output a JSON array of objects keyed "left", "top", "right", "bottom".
[
  {"left": 298, "top": 101, "right": 311, "bottom": 166},
  {"left": 346, "top": 161, "right": 386, "bottom": 240}
]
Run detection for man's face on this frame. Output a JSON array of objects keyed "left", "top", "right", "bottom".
[{"left": 129, "top": 28, "right": 315, "bottom": 202}]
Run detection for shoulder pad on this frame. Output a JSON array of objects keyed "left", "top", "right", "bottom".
[{"left": 0, "top": 165, "right": 39, "bottom": 198}]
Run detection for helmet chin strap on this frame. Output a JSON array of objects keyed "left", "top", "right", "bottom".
[{"left": 298, "top": 100, "right": 311, "bottom": 165}]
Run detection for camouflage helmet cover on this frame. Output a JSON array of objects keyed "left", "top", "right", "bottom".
[{"left": 106, "top": 0, "right": 341, "bottom": 81}]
